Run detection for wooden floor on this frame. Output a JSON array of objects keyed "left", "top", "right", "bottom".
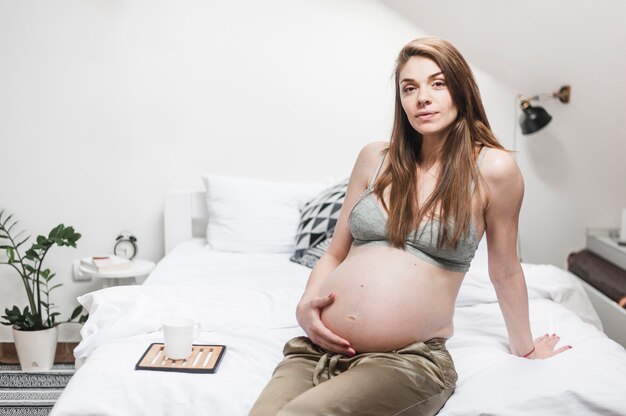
[{"left": 0, "top": 342, "right": 79, "bottom": 364}]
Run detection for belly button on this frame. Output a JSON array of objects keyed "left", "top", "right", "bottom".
[{"left": 348, "top": 314, "right": 357, "bottom": 321}]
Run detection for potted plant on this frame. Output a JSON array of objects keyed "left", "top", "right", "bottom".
[{"left": 0, "top": 210, "right": 87, "bottom": 372}]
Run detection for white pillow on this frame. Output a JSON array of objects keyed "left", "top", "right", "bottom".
[{"left": 201, "top": 174, "right": 328, "bottom": 253}]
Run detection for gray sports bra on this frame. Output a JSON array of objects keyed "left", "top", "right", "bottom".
[{"left": 348, "top": 148, "right": 489, "bottom": 273}]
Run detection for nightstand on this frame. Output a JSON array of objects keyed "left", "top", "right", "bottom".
[
  {"left": 79, "top": 259, "right": 156, "bottom": 288},
  {"left": 580, "top": 229, "right": 626, "bottom": 348}
]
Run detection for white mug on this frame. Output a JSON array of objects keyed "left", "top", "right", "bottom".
[{"left": 162, "top": 316, "right": 201, "bottom": 360}]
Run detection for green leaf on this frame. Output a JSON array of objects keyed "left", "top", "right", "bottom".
[
  {"left": 49, "top": 283, "right": 62, "bottom": 292},
  {"left": 49, "top": 224, "right": 63, "bottom": 240},
  {"left": 1, "top": 317, "right": 17, "bottom": 326},
  {"left": 3, "top": 214, "right": 14, "bottom": 227},
  {"left": 61, "top": 226, "right": 74, "bottom": 239},
  {"left": 7, "top": 247, "right": 14, "bottom": 263},
  {"left": 6, "top": 220, "right": 18, "bottom": 234},
  {"left": 70, "top": 305, "right": 83, "bottom": 320},
  {"left": 15, "top": 236, "right": 30, "bottom": 249},
  {"left": 79, "top": 314, "right": 89, "bottom": 324}
]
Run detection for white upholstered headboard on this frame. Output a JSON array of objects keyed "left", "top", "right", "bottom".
[{"left": 164, "top": 190, "right": 208, "bottom": 254}]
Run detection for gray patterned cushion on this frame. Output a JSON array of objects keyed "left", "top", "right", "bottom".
[
  {"left": 292, "top": 239, "right": 331, "bottom": 269},
  {"left": 290, "top": 178, "right": 348, "bottom": 268}
]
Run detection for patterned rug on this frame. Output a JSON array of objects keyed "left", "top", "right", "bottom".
[{"left": 0, "top": 364, "right": 75, "bottom": 415}]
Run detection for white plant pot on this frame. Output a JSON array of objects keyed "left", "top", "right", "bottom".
[{"left": 12, "top": 326, "right": 58, "bottom": 372}]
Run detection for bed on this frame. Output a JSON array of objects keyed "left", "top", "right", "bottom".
[{"left": 50, "top": 175, "right": 626, "bottom": 415}]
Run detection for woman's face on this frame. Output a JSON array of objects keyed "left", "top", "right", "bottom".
[{"left": 398, "top": 56, "right": 458, "bottom": 140}]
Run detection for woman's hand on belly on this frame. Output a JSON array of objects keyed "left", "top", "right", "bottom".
[
  {"left": 317, "top": 244, "right": 462, "bottom": 352},
  {"left": 296, "top": 293, "right": 356, "bottom": 356}
]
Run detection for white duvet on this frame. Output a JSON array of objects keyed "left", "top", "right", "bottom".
[{"left": 51, "top": 240, "right": 626, "bottom": 415}]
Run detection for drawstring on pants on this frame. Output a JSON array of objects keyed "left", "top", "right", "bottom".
[{"left": 312, "top": 352, "right": 342, "bottom": 386}]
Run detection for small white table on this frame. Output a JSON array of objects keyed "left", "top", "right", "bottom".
[{"left": 80, "top": 259, "right": 156, "bottom": 288}]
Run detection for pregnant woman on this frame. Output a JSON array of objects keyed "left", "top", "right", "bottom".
[{"left": 250, "top": 36, "right": 569, "bottom": 416}]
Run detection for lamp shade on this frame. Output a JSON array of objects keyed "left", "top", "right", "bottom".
[{"left": 519, "top": 104, "right": 552, "bottom": 135}]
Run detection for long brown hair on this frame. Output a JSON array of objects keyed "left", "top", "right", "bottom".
[{"left": 374, "top": 36, "right": 505, "bottom": 249}]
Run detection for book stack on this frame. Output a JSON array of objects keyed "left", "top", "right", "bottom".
[{"left": 80, "top": 255, "right": 132, "bottom": 272}]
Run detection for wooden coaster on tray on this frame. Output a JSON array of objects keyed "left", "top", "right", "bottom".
[{"left": 135, "top": 343, "right": 226, "bottom": 373}]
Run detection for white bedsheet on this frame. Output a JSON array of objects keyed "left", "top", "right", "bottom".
[{"left": 51, "top": 240, "right": 626, "bottom": 415}]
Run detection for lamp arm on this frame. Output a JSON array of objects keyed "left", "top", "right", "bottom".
[
  {"left": 520, "top": 85, "right": 571, "bottom": 104},
  {"left": 520, "top": 92, "right": 554, "bottom": 103}
]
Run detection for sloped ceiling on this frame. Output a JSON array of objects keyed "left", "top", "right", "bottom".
[{"left": 378, "top": 0, "right": 626, "bottom": 97}]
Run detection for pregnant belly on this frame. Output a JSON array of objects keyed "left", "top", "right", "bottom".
[{"left": 319, "top": 244, "right": 461, "bottom": 353}]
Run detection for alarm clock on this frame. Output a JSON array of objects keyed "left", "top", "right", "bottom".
[{"left": 114, "top": 231, "right": 137, "bottom": 260}]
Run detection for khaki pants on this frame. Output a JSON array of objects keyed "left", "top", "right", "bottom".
[{"left": 249, "top": 336, "right": 457, "bottom": 416}]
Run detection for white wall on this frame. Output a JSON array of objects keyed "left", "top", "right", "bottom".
[{"left": 0, "top": 0, "right": 424, "bottom": 341}]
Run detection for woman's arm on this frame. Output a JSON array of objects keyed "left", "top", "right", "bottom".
[
  {"left": 481, "top": 149, "right": 569, "bottom": 359},
  {"left": 296, "top": 141, "right": 387, "bottom": 355}
]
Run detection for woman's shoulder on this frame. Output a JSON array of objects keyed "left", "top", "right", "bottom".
[
  {"left": 350, "top": 141, "right": 389, "bottom": 187},
  {"left": 478, "top": 147, "right": 521, "bottom": 185},
  {"left": 354, "top": 141, "right": 389, "bottom": 169},
  {"left": 477, "top": 147, "right": 524, "bottom": 216},
  {"left": 358, "top": 141, "right": 388, "bottom": 158}
]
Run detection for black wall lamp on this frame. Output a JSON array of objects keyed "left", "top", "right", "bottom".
[{"left": 519, "top": 85, "right": 571, "bottom": 134}]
